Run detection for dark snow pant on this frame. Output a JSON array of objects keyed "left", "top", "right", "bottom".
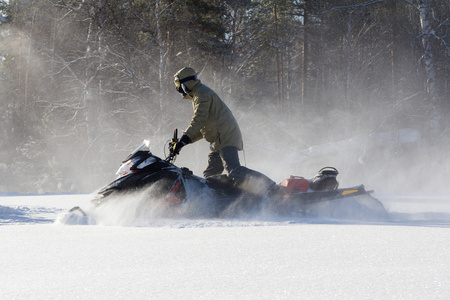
[
  {"left": 203, "top": 146, "right": 278, "bottom": 196},
  {"left": 203, "top": 146, "right": 241, "bottom": 178}
]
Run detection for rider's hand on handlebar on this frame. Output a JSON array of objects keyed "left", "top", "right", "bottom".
[{"left": 172, "top": 134, "right": 192, "bottom": 155}]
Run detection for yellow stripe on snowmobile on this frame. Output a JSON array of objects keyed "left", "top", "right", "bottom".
[{"left": 342, "top": 189, "right": 359, "bottom": 196}]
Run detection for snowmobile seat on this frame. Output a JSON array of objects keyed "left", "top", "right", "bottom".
[{"left": 206, "top": 174, "right": 234, "bottom": 188}]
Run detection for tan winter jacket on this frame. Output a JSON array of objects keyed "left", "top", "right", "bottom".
[{"left": 182, "top": 78, "right": 243, "bottom": 152}]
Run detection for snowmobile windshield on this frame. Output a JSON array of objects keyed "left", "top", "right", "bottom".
[
  {"left": 133, "top": 140, "right": 150, "bottom": 154},
  {"left": 121, "top": 140, "right": 151, "bottom": 163}
]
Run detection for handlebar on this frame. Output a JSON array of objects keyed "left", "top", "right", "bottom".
[{"left": 165, "top": 129, "right": 179, "bottom": 163}]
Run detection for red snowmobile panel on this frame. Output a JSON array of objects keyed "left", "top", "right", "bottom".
[{"left": 280, "top": 176, "right": 309, "bottom": 193}]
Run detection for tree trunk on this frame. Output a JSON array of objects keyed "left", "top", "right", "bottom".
[
  {"left": 301, "top": 1, "right": 309, "bottom": 106},
  {"left": 82, "top": 1, "right": 106, "bottom": 167},
  {"left": 155, "top": 0, "right": 167, "bottom": 138},
  {"left": 418, "top": 0, "right": 440, "bottom": 137},
  {"left": 390, "top": 1, "right": 398, "bottom": 102},
  {"left": 344, "top": 11, "right": 354, "bottom": 108},
  {"left": 273, "top": 4, "right": 283, "bottom": 112}
]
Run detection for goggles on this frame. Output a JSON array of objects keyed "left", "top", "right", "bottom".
[
  {"left": 174, "top": 75, "right": 197, "bottom": 88},
  {"left": 174, "top": 77, "right": 181, "bottom": 88}
]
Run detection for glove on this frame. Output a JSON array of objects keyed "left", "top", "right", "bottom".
[{"left": 172, "top": 134, "right": 192, "bottom": 155}]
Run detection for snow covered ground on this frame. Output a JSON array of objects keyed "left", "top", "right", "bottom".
[{"left": 1, "top": 193, "right": 450, "bottom": 299}]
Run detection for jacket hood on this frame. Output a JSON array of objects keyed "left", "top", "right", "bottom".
[
  {"left": 174, "top": 67, "right": 201, "bottom": 96},
  {"left": 174, "top": 67, "right": 196, "bottom": 80}
]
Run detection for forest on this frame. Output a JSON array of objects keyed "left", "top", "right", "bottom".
[{"left": 0, "top": 0, "right": 448, "bottom": 194}]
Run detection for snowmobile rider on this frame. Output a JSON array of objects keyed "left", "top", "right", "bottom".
[{"left": 171, "top": 67, "right": 281, "bottom": 196}]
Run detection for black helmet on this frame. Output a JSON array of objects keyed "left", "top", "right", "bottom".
[{"left": 309, "top": 167, "right": 339, "bottom": 191}]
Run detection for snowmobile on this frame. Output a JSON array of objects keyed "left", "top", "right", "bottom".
[{"left": 69, "top": 130, "right": 387, "bottom": 220}]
